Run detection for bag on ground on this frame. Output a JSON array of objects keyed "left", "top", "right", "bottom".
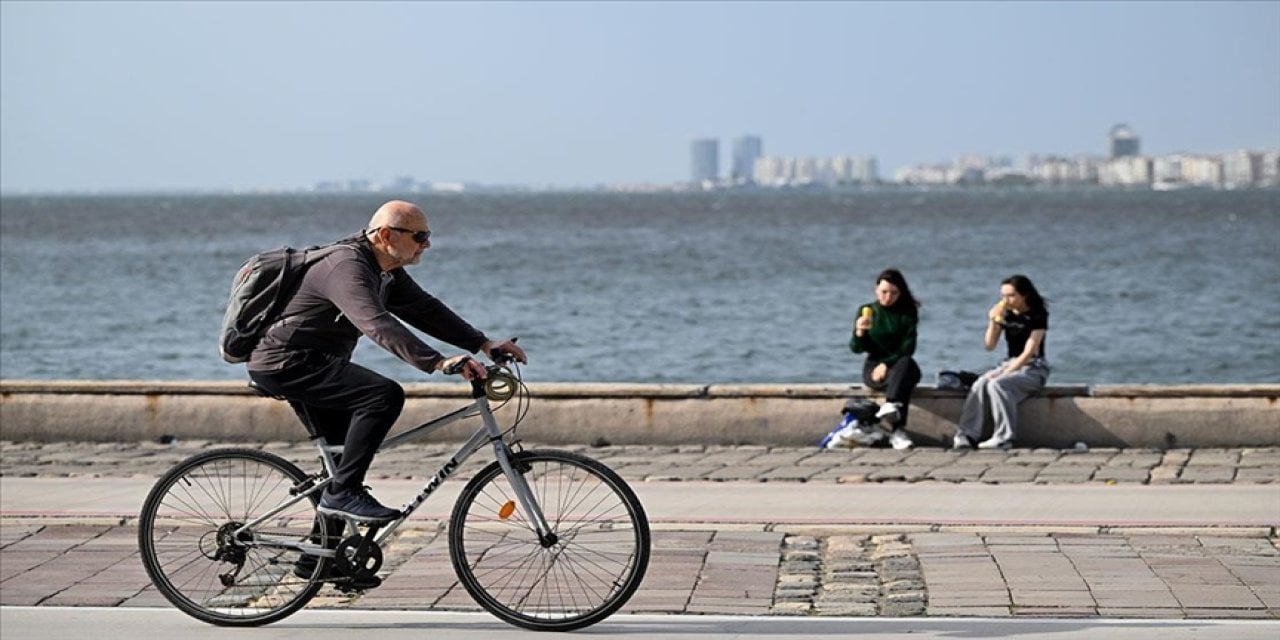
[{"left": 818, "top": 399, "right": 885, "bottom": 449}]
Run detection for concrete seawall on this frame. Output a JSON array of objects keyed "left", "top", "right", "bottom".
[{"left": 1, "top": 380, "right": 1276, "bottom": 448}]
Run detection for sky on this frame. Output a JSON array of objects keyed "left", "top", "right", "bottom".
[{"left": 2, "top": 1, "right": 1278, "bottom": 193}]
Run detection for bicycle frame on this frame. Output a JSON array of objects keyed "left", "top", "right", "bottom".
[{"left": 233, "top": 381, "right": 552, "bottom": 557}]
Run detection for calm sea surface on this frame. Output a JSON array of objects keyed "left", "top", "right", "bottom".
[{"left": 1, "top": 190, "right": 1277, "bottom": 385}]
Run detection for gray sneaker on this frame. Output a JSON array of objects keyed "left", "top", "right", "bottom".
[
  {"left": 317, "top": 488, "right": 402, "bottom": 523},
  {"left": 952, "top": 434, "right": 975, "bottom": 450}
]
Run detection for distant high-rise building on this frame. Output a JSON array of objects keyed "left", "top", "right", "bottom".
[
  {"left": 690, "top": 138, "right": 719, "bottom": 183},
  {"left": 1109, "top": 124, "right": 1141, "bottom": 159},
  {"left": 730, "top": 135, "right": 763, "bottom": 184}
]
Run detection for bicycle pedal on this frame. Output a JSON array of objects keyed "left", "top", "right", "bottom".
[{"left": 333, "top": 574, "right": 382, "bottom": 593}]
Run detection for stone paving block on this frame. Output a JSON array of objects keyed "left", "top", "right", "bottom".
[
  {"left": 1169, "top": 585, "right": 1265, "bottom": 608},
  {"left": 758, "top": 467, "right": 818, "bottom": 482},
  {"left": 1034, "top": 467, "right": 1097, "bottom": 482},
  {"left": 900, "top": 451, "right": 960, "bottom": 466},
  {"left": 1013, "top": 606, "right": 1098, "bottom": 617},
  {"left": 1091, "top": 466, "right": 1152, "bottom": 483},
  {"left": 925, "top": 467, "right": 985, "bottom": 482},
  {"left": 979, "top": 466, "right": 1043, "bottom": 483},
  {"left": 42, "top": 585, "right": 139, "bottom": 607},
  {"left": 1183, "top": 607, "right": 1278, "bottom": 618},
  {"left": 0, "top": 552, "right": 58, "bottom": 581},
  {"left": 806, "top": 468, "right": 872, "bottom": 481},
  {"left": 1091, "top": 589, "right": 1180, "bottom": 608},
  {"left": 1104, "top": 452, "right": 1164, "bottom": 467},
  {"left": 853, "top": 450, "right": 916, "bottom": 464},
  {"left": 120, "top": 590, "right": 172, "bottom": 608},
  {"left": 1095, "top": 607, "right": 1185, "bottom": 618},
  {"left": 704, "top": 466, "right": 777, "bottom": 481},
  {"left": 867, "top": 466, "right": 935, "bottom": 482},
  {"left": 1185, "top": 450, "right": 1242, "bottom": 466},
  {"left": 1238, "top": 450, "right": 1280, "bottom": 467},
  {"left": 1177, "top": 466, "right": 1237, "bottom": 483},
  {"left": 1009, "top": 589, "right": 1096, "bottom": 607},
  {"left": 927, "top": 605, "right": 1011, "bottom": 616},
  {"left": 686, "top": 603, "right": 772, "bottom": 615},
  {"left": 0, "top": 587, "right": 52, "bottom": 606},
  {"left": 813, "top": 602, "right": 877, "bottom": 616},
  {"left": 1234, "top": 468, "right": 1280, "bottom": 483},
  {"left": 643, "top": 465, "right": 724, "bottom": 480},
  {"left": 926, "top": 592, "right": 1013, "bottom": 607}
]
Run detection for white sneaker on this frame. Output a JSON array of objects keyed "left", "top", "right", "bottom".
[
  {"left": 888, "top": 429, "right": 913, "bottom": 450},
  {"left": 952, "top": 434, "right": 974, "bottom": 450},
  {"left": 850, "top": 426, "right": 886, "bottom": 447},
  {"left": 977, "top": 437, "right": 1012, "bottom": 450},
  {"left": 875, "top": 402, "right": 902, "bottom": 425}
]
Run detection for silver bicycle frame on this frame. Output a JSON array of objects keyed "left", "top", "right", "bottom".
[{"left": 236, "top": 388, "right": 553, "bottom": 553}]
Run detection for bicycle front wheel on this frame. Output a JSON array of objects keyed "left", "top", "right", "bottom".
[
  {"left": 137, "top": 448, "right": 329, "bottom": 626},
  {"left": 449, "top": 449, "right": 650, "bottom": 631}
]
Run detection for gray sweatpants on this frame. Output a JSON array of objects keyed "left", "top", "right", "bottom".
[{"left": 955, "top": 359, "right": 1050, "bottom": 444}]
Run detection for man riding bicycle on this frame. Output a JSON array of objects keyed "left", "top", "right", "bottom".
[{"left": 246, "top": 200, "right": 526, "bottom": 523}]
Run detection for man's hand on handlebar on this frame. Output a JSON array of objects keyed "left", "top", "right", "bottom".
[
  {"left": 481, "top": 338, "right": 527, "bottom": 365},
  {"left": 438, "top": 355, "right": 488, "bottom": 380}
]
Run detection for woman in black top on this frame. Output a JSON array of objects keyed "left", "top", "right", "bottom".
[{"left": 953, "top": 274, "right": 1050, "bottom": 449}]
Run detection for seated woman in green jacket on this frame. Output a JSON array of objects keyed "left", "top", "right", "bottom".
[{"left": 850, "top": 268, "right": 922, "bottom": 450}]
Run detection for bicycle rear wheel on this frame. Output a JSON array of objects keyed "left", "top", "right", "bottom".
[
  {"left": 449, "top": 449, "right": 650, "bottom": 631},
  {"left": 137, "top": 448, "right": 330, "bottom": 626}
]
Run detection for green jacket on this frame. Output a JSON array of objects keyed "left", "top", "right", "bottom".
[{"left": 849, "top": 302, "right": 918, "bottom": 366}]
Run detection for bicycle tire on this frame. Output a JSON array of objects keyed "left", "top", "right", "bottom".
[
  {"left": 137, "top": 448, "right": 330, "bottom": 626},
  {"left": 449, "top": 449, "right": 650, "bottom": 631}
]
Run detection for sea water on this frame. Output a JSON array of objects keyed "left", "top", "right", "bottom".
[{"left": 1, "top": 189, "right": 1277, "bottom": 385}]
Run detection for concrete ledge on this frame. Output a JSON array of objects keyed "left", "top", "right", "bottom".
[{"left": 1, "top": 380, "right": 1276, "bottom": 448}]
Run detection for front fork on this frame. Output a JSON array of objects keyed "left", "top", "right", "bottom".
[{"left": 480, "top": 393, "right": 557, "bottom": 547}]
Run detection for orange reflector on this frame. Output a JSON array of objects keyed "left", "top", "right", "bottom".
[{"left": 499, "top": 501, "right": 516, "bottom": 520}]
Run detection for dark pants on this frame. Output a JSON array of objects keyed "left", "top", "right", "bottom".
[
  {"left": 249, "top": 356, "right": 405, "bottom": 497},
  {"left": 861, "top": 356, "right": 921, "bottom": 427}
]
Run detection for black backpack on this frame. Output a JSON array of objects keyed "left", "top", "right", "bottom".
[{"left": 218, "top": 242, "right": 352, "bottom": 363}]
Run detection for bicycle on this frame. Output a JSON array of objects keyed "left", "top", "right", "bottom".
[{"left": 137, "top": 355, "right": 651, "bottom": 631}]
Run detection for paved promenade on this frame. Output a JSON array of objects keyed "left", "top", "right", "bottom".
[{"left": 1, "top": 440, "right": 1278, "bottom": 620}]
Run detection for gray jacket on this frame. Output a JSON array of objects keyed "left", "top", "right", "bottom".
[{"left": 247, "top": 238, "right": 487, "bottom": 373}]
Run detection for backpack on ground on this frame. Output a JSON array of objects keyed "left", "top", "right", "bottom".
[
  {"left": 817, "top": 398, "right": 885, "bottom": 449},
  {"left": 218, "top": 241, "right": 352, "bottom": 364}
]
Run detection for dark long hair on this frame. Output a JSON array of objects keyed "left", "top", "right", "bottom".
[
  {"left": 877, "top": 268, "right": 920, "bottom": 315},
  {"left": 1002, "top": 274, "right": 1047, "bottom": 313}
]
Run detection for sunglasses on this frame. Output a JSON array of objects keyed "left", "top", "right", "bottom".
[{"left": 384, "top": 226, "right": 431, "bottom": 243}]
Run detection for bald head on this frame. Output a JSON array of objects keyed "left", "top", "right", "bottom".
[
  {"left": 368, "top": 200, "right": 426, "bottom": 231},
  {"left": 366, "top": 200, "right": 431, "bottom": 271}
]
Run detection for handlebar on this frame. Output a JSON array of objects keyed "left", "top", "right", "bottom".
[
  {"left": 488, "top": 336, "right": 519, "bottom": 365},
  {"left": 442, "top": 337, "right": 520, "bottom": 375}
]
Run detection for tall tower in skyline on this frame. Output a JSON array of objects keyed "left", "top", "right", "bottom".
[
  {"left": 690, "top": 138, "right": 719, "bottom": 183},
  {"left": 1109, "top": 124, "right": 1141, "bottom": 159},
  {"left": 730, "top": 135, "right": 763, "bottom": 184}
]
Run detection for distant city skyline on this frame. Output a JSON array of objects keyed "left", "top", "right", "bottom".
[
  {"left": 686, "top": 124, "right": 1279, "bottom": 190},
  {"left": 3, "top": 2, "right": 1278, "bottom": 193}
]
